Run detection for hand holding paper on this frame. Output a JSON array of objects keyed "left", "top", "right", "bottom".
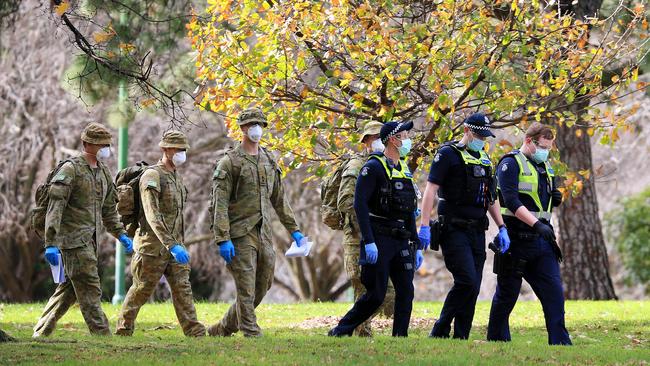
[{"left": 285, "top": 236, "right": 313, "bottom": 258}]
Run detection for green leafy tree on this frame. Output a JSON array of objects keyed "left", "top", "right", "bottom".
[
  {"left": 606, "top": 187, "right": 650, "bottom": 293},
  {"left": 190, "top": 0, "right": 646, "bottom": 176}
]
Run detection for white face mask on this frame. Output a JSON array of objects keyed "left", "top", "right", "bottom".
[
  {"left": 96, "top": 147, "right": 111, "bottom": 161},
  {"left": 247, "top": 125, "right": 263, "bottom": 143},
  {"left": 370, "top": 139, "right": 385, "bottom": 153},
  {"left": 172, "top": 151, "right": 187, "bottom": 166}
]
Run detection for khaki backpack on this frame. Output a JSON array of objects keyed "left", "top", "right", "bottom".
[
  {"left": 115, "top": 161, "right": 150, "bottom": 237},
  {"left": 31, "top": 159, "right": 74, "bottom": 239}
]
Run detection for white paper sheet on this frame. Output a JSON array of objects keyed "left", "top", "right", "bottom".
[
  {"left": 285, "top": 237, "right": 313, "bottom": 257},
  {"left": 50, "top": 254, "right": 66, "bottom": 284}
]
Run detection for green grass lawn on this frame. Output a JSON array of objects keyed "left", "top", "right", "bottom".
[{"left": 0, "top": 301, "right": 648, "bottom": 365}]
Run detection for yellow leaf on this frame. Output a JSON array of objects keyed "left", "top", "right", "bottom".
[
  {"left": 575, "top": 129, "right": 583, "bottom": 138},
  {"left": 119, "top": 43, "right": 136, "bottom": 54},
  {"left": 54, "top": 1, "right": 69, "bottom": 16},
  {"left": 140, "top": 98, "right": 156, "bottom": 108},
  {"left": 93, "top": 30, "right": 115, "bottom": 44},
  {"left": 578, "top": 169, "right": 591, "bottom": 180},
  {"left": 610, "top": 75, "right": 620, "bottom": 83}
]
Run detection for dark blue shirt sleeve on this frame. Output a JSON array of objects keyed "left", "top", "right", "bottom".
[
  {"left": 497, "top": 157, "right": 524, "bottom": 214},
  {"left": 427, "top": 146, "right": 454, "bottom": 185},
  {"left": 354, "top": 159, "right": 382, "bottom": 245}
]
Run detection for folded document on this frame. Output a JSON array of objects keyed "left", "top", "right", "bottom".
[
  {"left": 50, "top": 254, "right": 66, "bottom": 284},
  {"left": 285, "top": 237, "right": 313, "bottom": 258}
]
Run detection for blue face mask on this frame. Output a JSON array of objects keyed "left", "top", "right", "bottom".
[
  {"left": 398, "top": 138, "right": 412, "bottom": 157},
  {"left": 467, "top": 138, "right": 485, "bottom": 152},
  {"left": 532, "top": 148, "right": 549, "bottom": 163}
]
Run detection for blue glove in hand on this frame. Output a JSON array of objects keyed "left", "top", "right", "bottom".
[
  {"left": 44, "top": 246, "right": 60, "bottom": 266},
  {"left": 118, "top": 234, "right": 134, "bottom": 255},
  {"left": 219, "top": 240, "right": 235, "bottom": 264},
  {"left": 415, "top": 250, "right": 424, "bottom": 270},
  {"left": 364, "top": 243, "right": 378, "bottom": 264},
  {"left": 291, "top": 231, "right": 305, "bottom": 247},
  {"left": 497, "top": 226, "right": 511, "bottom": 253},
  {"left": 414, "top": 208, "right": 421, "bottom": 218},
  {"left": 418, "top": 226, "right": 431, "bottom": 250},
  {"left": 170, "top": 244, "right": 190, "bottom": 264}
]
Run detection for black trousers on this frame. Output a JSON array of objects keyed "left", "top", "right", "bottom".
[
  {"left": 332, "top": 232, "right": 415, "bottom": 336},
  {"left": 430, "top": 225, "right": 486, "bottom": 339}
]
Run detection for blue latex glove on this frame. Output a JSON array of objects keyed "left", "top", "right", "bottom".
[
  {"left": 497, "top": 226, "right": 511, "bottom": 253},
  {"left": 291, "top": 231, "right": 305, "bottom": 247},
  {"left": 219, "top": 240, "right": 235, "bottom": 264},
  {"left": 364, "top": 243, "right": 378, "bottom": 264},
  {"left": 118, "top": 233, "right": 134, "bottom": 255},
  {"left": 44, "top": 246, "right": 60, "bottom": 266},
  {"left": 415, "top": 250, "right": 424, "bottom": 270},
  {"left": 418, "top": 226, "right": 431, "bottom": 250},
  {"left": 170, "top": 244, "right": 190, "bottom": 264}
]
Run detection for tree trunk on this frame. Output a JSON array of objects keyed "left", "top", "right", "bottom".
[
  {"left": 555, "top": 115, "right": 617, "bottom": 299},
  {"left": 551, "top": 0, "right": 617, "bottom": 300}
]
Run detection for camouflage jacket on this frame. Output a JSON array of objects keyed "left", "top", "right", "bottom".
[
  {"left": 211, "top": 144, "right": 299, "bottom": 244},
  {"left": 45, "top": 156, "right": 125, "bottom": 249},
  {"left": 135, "top": 162, "right": 187, "bottom": 256},
  {"left": 337, "top": 154, "right": 366, "bottom": 244}
]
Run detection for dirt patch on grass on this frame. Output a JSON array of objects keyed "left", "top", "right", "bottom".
[{"left": 294, "top": 316, "right": 436, "bottom": 330}]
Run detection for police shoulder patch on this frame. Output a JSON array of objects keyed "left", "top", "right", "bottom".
[
  {"left": 361, "top": 166, "right": 369, "bottom": 176},
  {"left": 501, "top": 163, "right": 508, "bottom": 172},
  {"left": 433, "top": 153, "right": 441, "bottom": 162}
]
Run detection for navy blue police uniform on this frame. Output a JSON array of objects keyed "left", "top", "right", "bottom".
[
  {"left": 428, "top": 141, "right": 495, "bottom": 339},
  {"left": 329, "top": 122, "right": 420, "bottom": 337},
  {"left": 486, "top": 150, "right": 572, "bottom": 345}
]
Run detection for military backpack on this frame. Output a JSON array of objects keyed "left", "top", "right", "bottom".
[
  {"left": 31, "top": 159, "right": 74, "bottom": 239},
  {"left": 319, "top": 157, "right": 352, "bottom": 230},
  {"left": 115, "top": 161, "right": 150, "bottom": 237}
]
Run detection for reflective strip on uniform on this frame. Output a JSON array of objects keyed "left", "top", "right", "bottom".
[
  {"left": 518, "top": 182, "right": 534, "bottom": 192},
  {"left": 500, "top": 208, "right": 551, "bottom": 220}
]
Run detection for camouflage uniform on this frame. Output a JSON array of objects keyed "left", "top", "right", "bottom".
[
  {"left": 33, "top": 123, "right": 126, "bottom": 337},
  {"left": 116, "top": 131, "right": 205, "bottom": 337},
  {"left": 209, "top": 108, "right": 299, "bottom": 337},
  {"left": 338, "top": 154, "right": 395, "bottom": 337}
]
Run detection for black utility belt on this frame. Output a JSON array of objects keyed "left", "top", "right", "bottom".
[
  {"left": 440, "top": 215, "right": 488, "bottom": 231},
  {"left": 370, "top": 222, "right": 411, "bottom": 240},
  {"left": 509, "top": 230, "right": 539, "bottom": 241}
]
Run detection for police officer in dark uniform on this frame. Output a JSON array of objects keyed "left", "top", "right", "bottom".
[
  {"left": 328, "top": 121, "right": 423, "bottom": 337},
  {"left": 418, "top": 113, "right": 510, "bottom": 340},
  {"left": 487, "top": 122, "right": 571, "bottom": 345}
]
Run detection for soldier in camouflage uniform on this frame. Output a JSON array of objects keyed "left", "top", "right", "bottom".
[
  {"left": 116, "top": 131, "right": 206, "bottom": 337},
  {"left": 209, "top": 107, "right": 305, "bottom": 338},
  {"left": 338, "top": 121, "right": 395, "bottom": 337},
  {"left": 33, "top": 122, "right": 134, "bottom": 337}
]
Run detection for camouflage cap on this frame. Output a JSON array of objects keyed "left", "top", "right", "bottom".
[
  {"left": 236, "top": 107, "right": 268, "bottom": 127},
  {"left": 81, "top": 122, "right": 112, "bottom": 145},
  {"left": 360, "top": 121, "right": 383, "bottom": 142},
  {"left": 159, "top": 130, "right": 190, "bottom": 150}
]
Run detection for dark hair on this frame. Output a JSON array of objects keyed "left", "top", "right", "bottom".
[{"left": 525, "top": 122, "right": 555, "bottom": 141}]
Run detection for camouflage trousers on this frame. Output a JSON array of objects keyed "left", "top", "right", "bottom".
[
  {"left": 116, "top": 252, "right": 205, "bottom": 337},
  {"left": 209, "top": 224, "right": 274, "bottom": 337},
  {"left": 343, "top": 242, "right": 395, "bottom": 337},
  {"left": 33, "top": 244, "right": 110, "bottom": 337}
]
